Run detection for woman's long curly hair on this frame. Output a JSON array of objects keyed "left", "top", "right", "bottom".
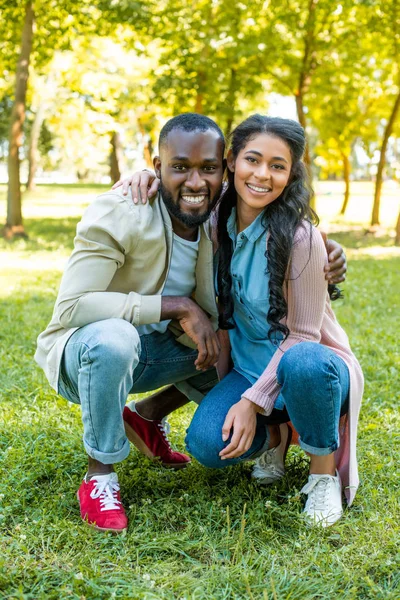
[{"left": 217, "top": 114, "right": 323, "bottom": 343}]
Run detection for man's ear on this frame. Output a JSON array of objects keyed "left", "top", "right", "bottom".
[
  {"left": 226, "top": 149, "right": 235, "bottom": 173},
  {"left": 153, "top": 156, "right": 161, "bottom": 179}
]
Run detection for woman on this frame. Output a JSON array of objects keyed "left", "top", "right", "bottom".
[{"left": 116, "top": 115, "right": 363, "bottom": 527}]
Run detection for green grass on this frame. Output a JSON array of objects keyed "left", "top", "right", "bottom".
[{"left": 0, "top": 185, "right": 399, "bottom": 599}]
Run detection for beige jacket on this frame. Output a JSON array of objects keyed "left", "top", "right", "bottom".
[{"left": 35, "top": 189, "right": 219, "bottom": 391}]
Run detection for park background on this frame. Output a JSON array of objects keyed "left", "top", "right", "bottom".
[{"left": 0, "top": 1, "right": 399, "bottom": 599}]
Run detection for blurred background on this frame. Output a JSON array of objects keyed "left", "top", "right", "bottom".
[
  {"left": 1, "top": 4, "right": 399, "bottom": 597},
  {"left": 1, "top": 0, "right": 399, "bottom": 239}
]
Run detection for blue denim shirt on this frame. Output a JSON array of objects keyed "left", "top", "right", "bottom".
[{"left": 226, "top": 208, "right": 282, "bottom": 388}]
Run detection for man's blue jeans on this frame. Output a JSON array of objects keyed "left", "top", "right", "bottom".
[
  {"left": 185, "top": 342, "right": 350, "bottom": 468},
  {"left": 58, "top": 318, "right": 218, "bottom": 464}
]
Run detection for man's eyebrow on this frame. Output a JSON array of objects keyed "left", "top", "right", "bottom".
[
  {"left": 245, "top": 150, "right": 289, "bottom": 164},
  {"left": 170, "top": 156, "right": 219, "bottom": 163}
]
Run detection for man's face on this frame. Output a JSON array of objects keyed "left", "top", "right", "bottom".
[{"left": 154, "top": 129, "right": 225, "bottom": 228}]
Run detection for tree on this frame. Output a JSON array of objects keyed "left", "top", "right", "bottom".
[
  {"left": 395, "top": 209, "right": 400, "bottom": 245},
  {"left": 26, "top": 72, "right": 54, "bottom": 190},
  {"left": 4, "top": 1, "right": 34, "bottom": 238},
  {"left": 308, "top": 15, "right": 382, "bottom": 215},
  {"left": 254, "top": 0, "right": 357, "bottom": 176},
  {"left": 2, "top": 0, "right": 136, "bottom": 237},
  {"left": 146, "top": 0, "right": 265, "bottom": 131},
  {"left": 370, "top": 0, "right": 400, "bottom": 226}
]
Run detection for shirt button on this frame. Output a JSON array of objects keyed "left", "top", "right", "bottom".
[{"left": 240, "top": 234, "right": 245, "bottom": 240}]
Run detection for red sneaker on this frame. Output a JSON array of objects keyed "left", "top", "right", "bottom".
[
  {"left": 123, "top": 401, "right": 191, "bottom": 469},
  {"left": 77, "top": 472, "right": 128, "bottom": 532}
]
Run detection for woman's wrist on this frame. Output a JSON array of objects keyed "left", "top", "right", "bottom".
[{"left": 240, "top": 396, "right": 262, "bottom": 413}]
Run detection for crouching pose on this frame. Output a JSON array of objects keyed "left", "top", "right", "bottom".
[
  {"left": 185, "top": 115, "right": 363, "bottom": 526},
  {"left": 36, "top": 113, "right": 347, "bottom": 532}
]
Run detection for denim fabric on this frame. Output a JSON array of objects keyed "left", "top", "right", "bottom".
[
  {"left": 226, "top": 208, "right": 282, "bottom": 385},
  {"left": 186, "top": 369, "right": 270, "bottom": 468},
  {"left": 276, "top": 342, "right": 349, "bottom": 455},
  {"left": 186, "top": 342, "right": 349, "bottom": 468},
  {"left": 58, "top": 318, "right": 218, "bottom": 464}
]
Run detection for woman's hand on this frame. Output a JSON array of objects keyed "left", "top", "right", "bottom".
[
  {"left": 219, "top": 398, "right": 261, "bottom": 460},
  {"left": 111, "top": 170, "right": 160, "bottom": 204}
]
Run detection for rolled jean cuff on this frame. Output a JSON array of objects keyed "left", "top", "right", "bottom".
[
  {"left": 299, "top": 438, "right": 339, "bottom": 456},
  {"left": 83, "top": 438, "right": 130, "bottom": 465}
]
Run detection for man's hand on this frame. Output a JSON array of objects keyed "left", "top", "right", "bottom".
[
  {"left": 161, "top": 297, "right": 220, "bottom": 371},
  {"left": 111, "top": 170, "right": 160, "bottom": 204},
  {"left": 219, "top": 398, "right": 260, "bottom": 460},
  {"left": 321, "top": 234, "right": 347, "bottom": 284}
]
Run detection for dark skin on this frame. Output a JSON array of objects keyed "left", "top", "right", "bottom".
[
  {"left": 88, "top": 130, "right": 225, "bottom": 477},
  {"left": 90, "top": 129, "right": 347, "bottom": 477}
]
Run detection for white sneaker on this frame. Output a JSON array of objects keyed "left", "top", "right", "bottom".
[
  {"left": 301, "top": 470, "right": 343, "bottom": 527},
  {"left": 251, "top": 423, "right": 292, "bottom": 484}
]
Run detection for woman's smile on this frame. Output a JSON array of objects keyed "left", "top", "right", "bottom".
[{"left": 245, "top": 182, "right": 273, "bottom": 195}]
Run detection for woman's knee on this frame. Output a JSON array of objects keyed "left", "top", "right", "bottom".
[
  {"left": 185, "top": 419, "right": 226, "bottom": 469},
  {"left": 277, "top": 342, "right": 332, "bottom": 385}
]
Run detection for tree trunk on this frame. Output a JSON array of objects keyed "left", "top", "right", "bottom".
[
  {"left": 194, "top": 90, "right": 204, "bottom": 114},
  {"left": 224, "top": 69, "right": 237, "bottom": 136},
  {"left": 340, "top": 152, "right": 351, "bottom": 215},
  {"left": 295, "top": 93, "right": 312, "bottom": 170},
  {"left": 137, "top": 118, "right": 153, "bottom": 167},
  {"left": 395, "top": 209, "right": 400, "bottom": 246},
  {"left": 26, "top": 100, "right": 46, "bottom": 191},
  {"left": 4, "top": 1, "right": 34, "bottom": 239},
  {"left": 295, "top": 93, "right": 315, "bottom": 210},
  {"left": 110, "top": 131, "right": 123, "bottom": 183},
  {"left": 371, "top": 88, "right": 400, "bottom": 226}
]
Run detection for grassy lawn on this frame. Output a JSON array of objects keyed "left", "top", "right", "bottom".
[{"left": 0, "top": 183, "right": 399, "bottom": 599}]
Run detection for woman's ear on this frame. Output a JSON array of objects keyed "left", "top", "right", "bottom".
[{"left": 226, "top": 149, "right": 235, "bottom": 173}]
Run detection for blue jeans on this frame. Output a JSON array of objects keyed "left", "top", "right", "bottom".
[
  {"left": 58, "top": 318, "right": 218, "bottom": 464},
  {"left": 186, "top": 342, "right": 350, "bottom": 468}
]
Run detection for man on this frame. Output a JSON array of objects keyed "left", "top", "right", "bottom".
[{"left": 35, "top": 113, "right": 346, "bottom": 533}]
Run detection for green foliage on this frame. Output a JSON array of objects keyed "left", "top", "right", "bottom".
[{"left": 0, "top": 184, "right": 399, "bottom": 599}]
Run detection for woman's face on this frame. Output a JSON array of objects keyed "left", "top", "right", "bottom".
[{"left": 228, "top": 133, "right": 293, "bottom": 214}]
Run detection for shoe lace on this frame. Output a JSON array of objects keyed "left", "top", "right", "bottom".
[
  {"left": 256, "top": 447, "right": 281, "bottom": 475},
  {"left": 301, "top": 476, "right": 334, "bottom": 511},
  {"left": 90, "top": 478, "right": 122, "bottom": 512},
  {"left": 157, "top": 417, "right": 172, "bottom": 448}
]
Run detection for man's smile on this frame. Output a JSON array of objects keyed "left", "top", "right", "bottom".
[{"left": 180, "top": 194, "right": 208, "bottom": 205}]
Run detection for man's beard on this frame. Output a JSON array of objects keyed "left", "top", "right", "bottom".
[{"left": 160, "top": 179, "right": 223, "bottom": 228}]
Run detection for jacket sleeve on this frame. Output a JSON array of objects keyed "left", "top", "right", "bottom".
[
  {"left": 55, "top": 195, "right": 162, "bottom": 328},
  {"left": 242, "top": 223, "right": 328, "bottom": 415}
]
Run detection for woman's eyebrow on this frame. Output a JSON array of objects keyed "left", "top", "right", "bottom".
[{"left": 244, "top": 150, "right": 289, "bottom": 164}]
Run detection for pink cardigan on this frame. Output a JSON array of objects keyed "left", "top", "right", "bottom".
[{"left": 215, "top": 222, "right": 363, "bottom": 506}]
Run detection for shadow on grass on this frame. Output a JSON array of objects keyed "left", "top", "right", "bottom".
[
  {"left": 326, "top": 228, "right": 396, "bottom": 250},
  {"left": 0, "top": 217, "right": 79, "bottom": 253},
  {"left": 1, "top": 219, "right": 398, "bottom": 254}
]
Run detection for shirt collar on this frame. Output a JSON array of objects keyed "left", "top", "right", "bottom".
[{"left": 227, "top": 207, "right": 267, "bottom": 244}]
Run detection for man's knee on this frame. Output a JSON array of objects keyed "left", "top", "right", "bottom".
[{"left": 82, "top": 318, "right": 141, "bottom": 368}]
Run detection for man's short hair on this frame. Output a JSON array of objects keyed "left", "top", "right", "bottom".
[{"left": 159, "top": 113, "right": 225, "bottom": 151}]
